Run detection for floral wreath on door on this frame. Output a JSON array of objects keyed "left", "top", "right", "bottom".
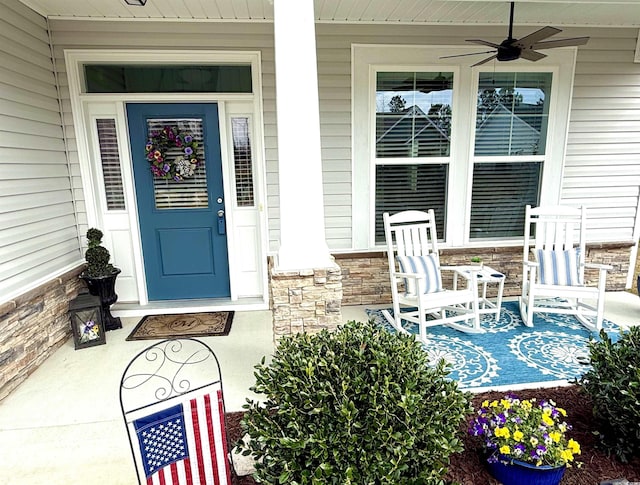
[{"left": 145, "top": 126, "right": 200, "bottom": 181}]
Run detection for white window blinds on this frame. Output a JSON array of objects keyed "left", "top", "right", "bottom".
[
  {"left": 375, "top": 164, "right": 448, "bottom": 243},
  {"left": 231, "top": 117, "right": 254, "bottom": 207},
  {"left": 96, "top": 119, "right": 125, "bottom": 210}
]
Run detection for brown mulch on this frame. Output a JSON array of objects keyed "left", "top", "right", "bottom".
[{"left": 225, "top": 385, "right": 640, "bottom": 484}]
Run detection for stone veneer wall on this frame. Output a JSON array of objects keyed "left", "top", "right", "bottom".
[
  {"left": 335, "top": 242, "right": 633, "bottom": 307},
  {"left": 269, "top": 258, "right": 343, "bottom": 341},
  {"left": 0, "top": 266, "right": 85, "bottom": 401}
]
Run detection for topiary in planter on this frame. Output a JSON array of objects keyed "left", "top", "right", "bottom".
[
  {"left": 238, "top": 320, "right": 472, "bottom": 484},
  {"left": 578, "top": 327, "right": 640, "bottom": 462},
  {"left": 80, "top": 228, "right": 121, "bottom": 330},
  {"left": 84, "top": 227, "right": 115, "bottom": 277}
]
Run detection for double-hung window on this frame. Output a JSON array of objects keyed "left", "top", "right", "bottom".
[
  {"left": 353, "top": 45, "right": 574, "bottom": 248},
  {"left": 374, "top": 71, "right": 454, "bottom": 243},
  {"left": 470, "top": 72, "right": 552, "bottom": 239}
]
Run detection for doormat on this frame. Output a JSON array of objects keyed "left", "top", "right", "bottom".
[
  {"left": 126, "top": 312, "right": 234, "bottom": 341},
  {"left": 366, "top": 301, "right": 625, "bottom": 392}
]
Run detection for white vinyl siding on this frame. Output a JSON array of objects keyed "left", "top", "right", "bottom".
[
  {"left": 0, "top": 1, "right": 81, "bottom": 302},
  {"left": 564, "top": 28, "right": 640, "bottom": 243},
  {"left": 46, "top": 20, "right": 640, "bottom": 253}
]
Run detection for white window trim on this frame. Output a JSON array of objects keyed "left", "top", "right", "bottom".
[{"left": 352, "top": 44, "right": 578, "bottom": 249}]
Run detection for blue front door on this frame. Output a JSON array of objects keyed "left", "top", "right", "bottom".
[{"left": 127, "top": 103, "right": 230, "bottom": 300}]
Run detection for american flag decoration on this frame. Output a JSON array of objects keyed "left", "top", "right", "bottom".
[{"left": 130, "top": 385, "right": 231, "bottom": 485}]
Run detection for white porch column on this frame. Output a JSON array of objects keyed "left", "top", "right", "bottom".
[{"left": 273, "top": 0, "right": 333, "bottom": 270}]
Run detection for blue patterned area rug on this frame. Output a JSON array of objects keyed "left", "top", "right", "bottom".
[{"left": 366, "top": 301, "right": 625, "bottom": 392}]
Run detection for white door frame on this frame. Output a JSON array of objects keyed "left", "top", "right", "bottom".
[{"left": 65, "top": 49, "right": 269, "bottom": 308}]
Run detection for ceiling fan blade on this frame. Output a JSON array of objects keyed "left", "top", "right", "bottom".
[
  {"left": 467, "top": 39, "right": 502, "bottom": 49},
  {"left": 440, "top": 50, "right": 496, "bottom": 59},
  {"left": 520, "top": 49, "right": 547, "bottom": 62},
  {"left": 531, "top": 37, "right": 590, "bottom": 50},
  {"left": 471, "top": 55, "right": 498, "bottom": 67},
  {"left": 513, "top": 26, "right": 562, "bottom": 48}
]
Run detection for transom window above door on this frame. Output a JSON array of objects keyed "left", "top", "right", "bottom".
[{"left": 84, "top": 64, "right": 252, "bottom": 93}]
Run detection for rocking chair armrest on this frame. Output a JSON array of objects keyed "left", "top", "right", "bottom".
[
  {"left": 523, "top": 261, "right": 538, "bottom": 284},
  {"left": 443, "top": 266, "right": 481, "bottom": 293},
  {"left": 584, "top": 262, "right": 612, "bottom": 272},
  {"left": 393, "top": 271, "right": 426, "bottom": 280}
]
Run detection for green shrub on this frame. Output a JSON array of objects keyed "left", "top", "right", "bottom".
[
  {"left": 238, "top": 320, "right": 472, "bottom": 484},
  {"left": 578, "top": 326, "right": 640, "bottom": 462}
]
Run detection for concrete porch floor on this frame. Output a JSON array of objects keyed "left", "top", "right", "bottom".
[{"left": 1, "top": 293, "right": 639, "bottom": 484}]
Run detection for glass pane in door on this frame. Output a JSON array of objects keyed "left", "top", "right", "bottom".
[{"left": 146, "top": 118, "right": 209, "bottom": 210}]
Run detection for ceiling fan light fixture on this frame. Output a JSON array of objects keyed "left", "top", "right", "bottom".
[
  {"left": 124, "top": 0, "right": 147, "bottom": 5},
  {"left": 497, "top": 41, "right": 521, "bottom": 62}
]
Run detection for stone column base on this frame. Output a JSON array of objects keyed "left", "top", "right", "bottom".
[{"left": 269, "top": 261, "right": 342, "bottom": 342}]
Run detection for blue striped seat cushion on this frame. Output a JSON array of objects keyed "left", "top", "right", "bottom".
[
  {"left": 396, "top": 254, "right": 442, "bottom": 295},
  {"left": 534, "top": 248, "right": 582, "bottom": 286}
]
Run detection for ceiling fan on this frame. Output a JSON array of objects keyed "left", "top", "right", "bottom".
[{"left": 441, "top": 2, "right": 589, "bottom": 67}]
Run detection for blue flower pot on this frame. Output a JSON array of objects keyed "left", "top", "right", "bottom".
[{"left": 486, "top": 456, "right": 566, "bottom": 485}]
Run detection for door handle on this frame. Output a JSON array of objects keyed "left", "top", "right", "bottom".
[{"left": 217, "top": 209, "right": 225, "bottom": 234}]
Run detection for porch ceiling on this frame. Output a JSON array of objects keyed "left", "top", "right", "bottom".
[{"left": 17, "top": 0, "right": 640, "bottom": 27}]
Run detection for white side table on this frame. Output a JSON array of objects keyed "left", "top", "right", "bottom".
[{"left": 453, "top": 265, "right": 505, "bottom": 321}]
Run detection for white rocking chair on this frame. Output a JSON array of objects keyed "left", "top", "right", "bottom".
[
  {"left": 519, "top": 205, "right": 611, "bottom": 332},
  {"left": 382, "top": 210, "right": 482, "bottom": 344}
]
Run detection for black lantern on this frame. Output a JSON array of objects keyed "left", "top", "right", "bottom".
[{"left": 69, "top": 292, "right": 106, "bottom": 350}]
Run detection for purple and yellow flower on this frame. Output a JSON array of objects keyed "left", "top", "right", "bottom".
[
  {"left": 534, "top": 445, "right": 547, "bottom": 456},
  {"left": 469, "top": 394, "right": 580, "bottom": 468}
]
